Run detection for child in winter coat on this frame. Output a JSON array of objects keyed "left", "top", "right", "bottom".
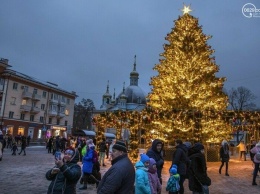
[
  {"left": 166, "top": 165, "right": 180, "bottom": 194},
  {"left": 135, "top": 154, "right": 151, "bottom": 194},
  {"left": 148, "top": 158, "right": 162, "bottom": 194},
  {"left": 11, "top": 143, "right": 18, "bottom": 155}
]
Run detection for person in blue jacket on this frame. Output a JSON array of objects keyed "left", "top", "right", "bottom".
[
  {"left": 135, "top": 154, "right": 151, "bottom": 194},
  {"left": 80, "top": 144, "right": 95, "bottom": 190}
]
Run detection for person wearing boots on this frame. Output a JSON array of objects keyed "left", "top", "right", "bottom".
[
  {"left": 237, "top": 140, "right": 247, "bottom": 161},
  {"left": 219, "top": 140, "right": 230, "bottom": 176},
  {"left": 98, "top": 138, "right": 107, "bottom": 166},
  {"left": 80, "top": 144, "right": 99, "bottom": 190},
  {"left": 18, "top": 136, "right": 27, "bottom": 156},
  {"left": 11, "top": 142, "right": 18, "bottom": 155}
]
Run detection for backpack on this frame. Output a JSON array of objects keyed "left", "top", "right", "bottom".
[{"left": 92, "top": 150, "right": 98, "bottom": 163}]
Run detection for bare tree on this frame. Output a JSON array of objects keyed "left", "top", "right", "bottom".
[
  {"left": 228, "top": 86, "right": 256, "bottom": 111},
  {"left": 73, "top": 98, "right": 96, "bottom": 130}
]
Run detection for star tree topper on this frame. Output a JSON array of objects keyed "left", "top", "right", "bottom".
[{"left": 182, "top": 5, "right": 192, "bottom": 15}]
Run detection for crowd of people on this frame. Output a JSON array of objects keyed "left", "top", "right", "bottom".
[
  {"left": 45, "top": 135, "right": 117, "bottom": 193},
  {"left": 44, "top": 136, "right": 213, "bottom": 194},
  {"left": 43, "top": 135, "right": 260, "bottom": 194},
  {"left": 2, "top": 130, "right": 259, "bottom": 193},
  {"left": 0, "top": 131, "right": 31, "bottom": 160},
  {"left": 0, "top": 128, "right": 260, "bottom": 194}
]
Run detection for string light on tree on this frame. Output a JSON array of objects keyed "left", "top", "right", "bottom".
[{"left": 148, "top": 5, "right": 229, "bottom": 143}]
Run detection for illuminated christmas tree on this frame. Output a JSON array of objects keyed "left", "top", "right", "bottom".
[{"left": 148, "top": 6, "right": 229, "bottom": 143}]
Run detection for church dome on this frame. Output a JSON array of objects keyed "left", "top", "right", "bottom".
[
  {"left": 103, "top": 92, "right": 111, "bottom": 98},
  {"left": 117, "top": 85, "right": 146, "bottom": 104},
  {"left": 130, "top": 70, "right": 139, "bottom": 76}
]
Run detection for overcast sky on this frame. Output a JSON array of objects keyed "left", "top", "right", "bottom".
[{"left": 1, "top": 0, "right": 260, "bottom": 108}]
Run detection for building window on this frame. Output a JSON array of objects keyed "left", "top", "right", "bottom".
[
  {"left": 38, "top": 129, "right": 42, "bottom": 139},
  {"left": 59, "top": 106, "right": 65, "bottom": 113},
  {"left": 57, "top": 119, "right": 60, "bottom": 125},
  {"left": 41, "top": 104, "right": 45, "bottom": 110},
  {"left": 48, "top": 117, "right": 52, "bottom": 124},
  {"left": 20, "top": 113, "right": 25, "bottom": 120},
  {"left": 23, "top": 86, "right": 29, "bottom": 92},
  {"left": 65, "top": 120, "right": 68, "bottom": 126},
  {"left": 61, "top": 96, "right": 65, "bottom": 103},
  {"left": 32, "top": 101, "right": 36, "bottom": 107},
  {"left": 6, "top": 126, "right": 14, "bottom": 135},
  {"left": 18, "top": 127, "right": 25, "bottom": 136},
  {"left": 42, "top": 91, "right": 47, "bottom": 98},
  {"left": 65, "top": 109, "right": 69, "bottom": 116},
  {"left": 51, "top": 93, "right": 58, "bottom": 100},
  {"left": 33, "top": 88, "right": 37, "bottom": 94},
  {"left": 30, "top": 115, "right": 34, "bottom": 121},
  {"left": 9, "top": 111, "right": 14, "bottom": 118},
  {"left": 66, "top": 98, "right": 70, "bottom": 105},
  {"left": 10, "top": 97, "right": 16, "bottom": 105},
  {"left": 22, "top": 99, "right": 27, "bottom": 105},
  {"left": 51, "top": 105, "right": 57, "bottom": 112},
  {"left": 40, "top": 116, "right": 44, "bottom": 123},
  {"left": 13, "top": 82, "right": 18, "bottom": 90}
]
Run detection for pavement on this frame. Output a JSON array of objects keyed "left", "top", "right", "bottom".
[{"left": 0, "top": 146, "right": 260, "bottom": 194}]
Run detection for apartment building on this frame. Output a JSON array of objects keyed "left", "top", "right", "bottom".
[{"left": 0, "top": 58, "right": 77, "bottom": 141}]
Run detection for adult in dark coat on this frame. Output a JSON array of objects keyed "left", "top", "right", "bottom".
[
  {"left": 188, "top": 143, "right": 211, "bottom": 193},
  {"left": 47, "top": 137, "right": 53, "bottom": 154},
  {"left": 18, "top": 136, "right": 27, "bottom": 155},
  {"left": 97, "top": 140, "right": 135, "bottom": 194},
  {"left": 46, "top": 147, "right": 81, "bottom": 194},
  {"left": 146, "top": 139, "right": 164, "bottom": 184},
  {"left": 219, "top": 140, "right": 230, "bottom": 176},
  {"left": 171, "top": 139, "right": 189, "bottom": 194}
]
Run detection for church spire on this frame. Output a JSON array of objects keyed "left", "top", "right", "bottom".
[
  {"left": 133, "top": 55, "right": 137, "bottom": 71},
  {"left": 106, "top": 80, "right": 110, "bottom": 93},
  {"left": 113, "top": 88, "right": 116, "bottom": 100},
  {"left": 101, "top": 80, "right": 112, "bottom": 107},
  {"left": 122, "top": 82, "right": 125, "bottom": 93},
  {"left": 130, "top": 55, "right": 139, "bottom": 86}
]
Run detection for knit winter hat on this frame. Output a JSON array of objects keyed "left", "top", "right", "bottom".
[
  {"left": 183, "top": 142, "right": 192, "bottom": 149},
  {"left": 170, "top": 166, "right": 177, "bottom": 174},
  {"left": 140, "top": 154, "right": 150, "bottom": 164},
  {"left": 193, "top": 143, "right": 204, "bottom": 151},
  {"left": 112, "top": 140, "right": 127, "bottom": 153},
  {"left": 171, "top": 164, "right": 178, "bottom": 169},
  {"left": 64, "top": 147, "right": 75, "bottom": 156},
  {"left": 88, "top": 139, "right": 93, "bottom": 144},
  {"left": 148, "top": 158, "right": 157, "bottom": 173}
]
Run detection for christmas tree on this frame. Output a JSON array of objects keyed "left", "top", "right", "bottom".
[{"left": 148, "top": 6, "right": 229, "bottom": 143}]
